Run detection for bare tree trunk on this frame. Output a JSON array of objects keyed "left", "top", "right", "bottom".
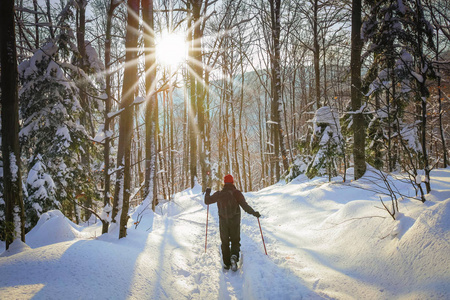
[
  {"left": 152, "top": 92, "right": 160, "bottom": 211},
  {"left": 351, "top": 0, "right": 366, "bottom": 180},
  {"left": 33, "top": 0, "right": 39, "bottom": 48},
  {"left": 169, "top": 77, "right": 175, "bottom": 197},
  {"left": 190, "top": 0, "right": 206, "bottom": 190},
  {"left": 217, "top": 90, "right": 224, "bottom": 190},
  {"left": 225, "top": 96, "right": 231, "bottom": 175},
  {"left": 45, "top": 0, "right": 54, "bottom": 39},
  {"left": 239, "top": 75, "right": 247, "bottom": 192},
  {"left": 292, "top": 67, "right": 297, "bottom": 144},
  {"left": 416, "top": 0, "right": 431, "bottom": 193},
  {"left": 1, "top": 0, "right": 25, "bottom": 249},
  {"left": 101, "top": 0, "right": 119, "bottom": 234},
  {"left": 270, "top": 0, "right": 289, "bottom": 181},
  {"left": 204, "top": 71, "right": 212, "bottom": 188},
  {"left": 76, "top": 0, "right": 92, "bottom": 222},
  {"left": 246, "top": 134, "right": 252, "bottom": 191},
  {"left": 322, "top": 30, "right": 328, "bottom": 102},
  {"left": 187, "top": 1, "right": 197, "bottom": 188},
  {"left": 313, "top": 0, "right": 321, "bottom": 109},
  {"left": 387, "top": 82, "right": 393, "bottom": 172},
  {"left": 436, "top": 30, "right": 447, "bottom": 167},
  {"left": 134, "top": 108, "right": 143, "bottom": 186},
  {"left": 183, "top": 76, "right": 189, "bottom": 189},
  {"left": 115, "top": 0, "right": 139, "bottom": 238},
  {"left": 231, "top": 99, "right": 241, "bottom": 188},
  {"left": 142, "top": 0, "right": 157, "bottom": 209},
  {"left": 258, "top": 96, "right": 266, "bottom": 189}
]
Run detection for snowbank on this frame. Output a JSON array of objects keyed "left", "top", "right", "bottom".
[
  {"left": 25, "top": 210, "right": 83, "bottom": 248},
  {"left": 0, "top": 239, "right": 31, "bottom": 257}
]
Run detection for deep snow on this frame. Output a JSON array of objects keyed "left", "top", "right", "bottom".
[{"left": 1, "top": 167, "right": 449, "bottom": 299}]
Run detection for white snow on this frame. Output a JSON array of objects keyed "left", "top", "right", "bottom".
[
  {"left": 411, "top": 71, "right": 424, "bottom": 83},
  {"left": 133, "top": 96, "right": 146, "bottom": 104},
  {"left": 85, "top": 42, "right": 104, "bottom": 74},
  {"left": 107, "top": 108, "right": 125, "bottom": 119},
  {"left": 93, "top": 125, "right": 113, "bottom": 143},
  {"left": 55, "top": 126, "right": 72, "bottom": 143},
  {"left": 9, "top": 153, "right": 18, "bottom": 182},
  {"left": 0, "top": 240, "right": 31, "bottom": 258},
  {"left": 1, "top": 168, "right": 450, "bottom": 299}
]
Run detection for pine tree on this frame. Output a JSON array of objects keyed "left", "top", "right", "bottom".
[
  {"left": 363, "top": 0, "right": 435, "bottom": 193},
  {"left": 24, "top": 157, "right": 58, "bottom": 231},
  {"left": 306, "top": 106, "right": 343, "bottom": 181},
  {"left": 19, "top": 42, "right": 91, "bottom": 221}
]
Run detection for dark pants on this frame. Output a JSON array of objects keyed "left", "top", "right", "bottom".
[{"left": 219, "top": 216, "right": 241, "bottom": 266}]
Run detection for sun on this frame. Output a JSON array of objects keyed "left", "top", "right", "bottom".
[{"left": 155, "top": 33, "right": 187, "bottom": 67}]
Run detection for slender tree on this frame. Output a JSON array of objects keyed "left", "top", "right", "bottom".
[
  {"left": 142, "top": 0, "right": 158, "bottom": 210},
  {"left": 269, "top": 0, "right": 289, "bottom": 180},
  {"left": 114, "top": 0, "right": 140, "bottom": 238},
  {"left": 187, "top": 0, "right": 198, "bottom": 188},
  {"left": 101, "top": 0, "right": 121, "bottom": 234},
  {"left": 351, "top": 0, "right": 366, "bottom": 179}
]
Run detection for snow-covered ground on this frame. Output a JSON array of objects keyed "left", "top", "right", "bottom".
[{"left": 1, "top": 167, "right": 450, "bottom": 299}]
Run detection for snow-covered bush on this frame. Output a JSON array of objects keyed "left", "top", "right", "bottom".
[
  {"left": 24, "top": 158, "right": 59, "bottom": 231},
  {"left": 306, "top": 106, "right": 343, "bottom": 180},
  {"left": 366, "top": 109, "right": 387, "bottom": 170},
  {"left": 285, "top": 156, "right": 311, "bottom": 183}
]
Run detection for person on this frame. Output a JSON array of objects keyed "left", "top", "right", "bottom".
[{"left": 205, "top": 174, "right": 261, "bottom": 270}]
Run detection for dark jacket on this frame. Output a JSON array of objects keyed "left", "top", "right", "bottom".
[{"left": 205, "top": 183, "right": 256, "bottom": 220}]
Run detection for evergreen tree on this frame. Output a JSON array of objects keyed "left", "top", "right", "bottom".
[
  {"left": 24, "top": 157, "right": 58, "bottom": 231},
  {"left": 363, "top": 0, "right": 435, "bottom": 192},
  {"left": 306, "top": 106, "right": 343, "bottom": 181},
  {"left": 18, "top": 42, "right": 91, "bottom": 223}
]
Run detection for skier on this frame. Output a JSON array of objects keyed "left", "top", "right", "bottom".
[{"left": 205, "top": 174, "right": 261, "bottom": 271}]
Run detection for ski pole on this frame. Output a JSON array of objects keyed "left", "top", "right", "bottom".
[
  {"left": 205, "top": 204, "right": 209, "bottom": 253},
  {"left": 257, "top": 217, "right": 268, "bottom": 255}
]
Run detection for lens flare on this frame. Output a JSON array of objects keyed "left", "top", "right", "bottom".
[{"left": 155, "top": 33, "right": 186, "bottom": 67}]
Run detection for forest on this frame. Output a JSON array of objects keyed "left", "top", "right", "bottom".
[{"left": 1, "top": 0, "right": 450, "bottom": 250}]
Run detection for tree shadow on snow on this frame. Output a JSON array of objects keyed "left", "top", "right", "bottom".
[{"left": 25, "top": 236, "right": 150, "bottom": 299}]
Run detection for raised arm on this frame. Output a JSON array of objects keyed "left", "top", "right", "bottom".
[{"left": 205, "top": 188, "right": 220, "bottom": 205}]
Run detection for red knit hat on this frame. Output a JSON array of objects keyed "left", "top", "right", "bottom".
[{"left": 224, "top": 174, "right": 234, "bottom": 184}]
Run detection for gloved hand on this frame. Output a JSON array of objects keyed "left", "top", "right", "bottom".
[
  {"left": 205, "top": 188, "right": 211, "bottom": 195},
  {"left": 254, "top": 211, "right": 261, "bottom": 218}
]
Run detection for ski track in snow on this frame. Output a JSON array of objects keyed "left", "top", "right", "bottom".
[{"left": 188, "top": 193, "right": 320, "bottom": 300}]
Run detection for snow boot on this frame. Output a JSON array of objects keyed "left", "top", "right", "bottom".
[
  {"left": 230, "top": 255, "right": 238, "bottom": 272},
  {"left": 223, "top": 264, "right": 231, "bottom": 270}
]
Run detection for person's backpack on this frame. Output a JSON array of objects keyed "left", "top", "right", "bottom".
[{"left": 217, "top": 189, "right": 240, "bottom": 219}]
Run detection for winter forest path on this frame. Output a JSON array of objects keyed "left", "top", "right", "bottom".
[
  {"left": 129, "top": 189, "right": 322, "bottom": 299},
  {"left": 2, "top": 169, "right": 450, "bottom": 299}
]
